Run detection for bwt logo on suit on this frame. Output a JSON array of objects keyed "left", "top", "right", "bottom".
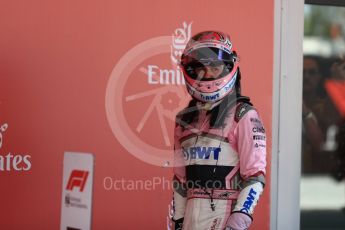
[{"left": 0, "top": 123, "right": 32, "bottom": 171}]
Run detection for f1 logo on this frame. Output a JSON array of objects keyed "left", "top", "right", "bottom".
[{"left": 66, "top": 170, "right": 89, "bottom": 192}]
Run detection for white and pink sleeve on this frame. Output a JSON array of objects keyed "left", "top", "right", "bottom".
[
  {"left": 235, "top": 109, "right": 266, "bottom": 179},
  {"left": 229, "top": 108, "right": 266, "bottom": 227},
  {"left": 172, "top": 124, "right": 187, "bottom": 221}
]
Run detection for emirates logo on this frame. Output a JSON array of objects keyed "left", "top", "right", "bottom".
[{"left": 0, "top": 123, "right": 8, "bottom": 149}]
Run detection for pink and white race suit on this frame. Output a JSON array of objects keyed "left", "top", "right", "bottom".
[{"left": 172, "top": 100, "right": 266, "bottom": 230}]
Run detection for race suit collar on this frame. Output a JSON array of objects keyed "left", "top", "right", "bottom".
[{"left": 196, "top": 100, "right": 223, "bottom": 111}]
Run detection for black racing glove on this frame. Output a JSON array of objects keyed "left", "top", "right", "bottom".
[{"left": 173, "top": 218, "right": 184, "bottom": 230}]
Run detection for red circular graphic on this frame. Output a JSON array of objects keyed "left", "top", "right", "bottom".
[{"left": 105, "top": 36, "right": 189, "bottom": 167}]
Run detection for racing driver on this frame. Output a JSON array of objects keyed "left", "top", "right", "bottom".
[{"left": 172, "top": 31, "right": 267, "bottom": 230}]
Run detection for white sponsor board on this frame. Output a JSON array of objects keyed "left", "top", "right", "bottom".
[{"left": 60, "top": 152, "right": 94, "bottom": 230}]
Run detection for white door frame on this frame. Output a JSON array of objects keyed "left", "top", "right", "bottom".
[{"left": 271, "top": 0, "right": 304, "bottom": 229}]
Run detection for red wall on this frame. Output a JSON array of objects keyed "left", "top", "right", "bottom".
[{"left": 0, "top": 0, "right": 273, "bottom": 229}]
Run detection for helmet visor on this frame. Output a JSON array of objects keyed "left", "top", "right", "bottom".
[{"left": 181, "top": 47, "right": 236, "bottom": 81}]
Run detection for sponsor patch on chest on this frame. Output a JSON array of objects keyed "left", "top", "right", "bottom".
[{"left": 183, "top": 146, "right": 221, "bottom": 160}]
